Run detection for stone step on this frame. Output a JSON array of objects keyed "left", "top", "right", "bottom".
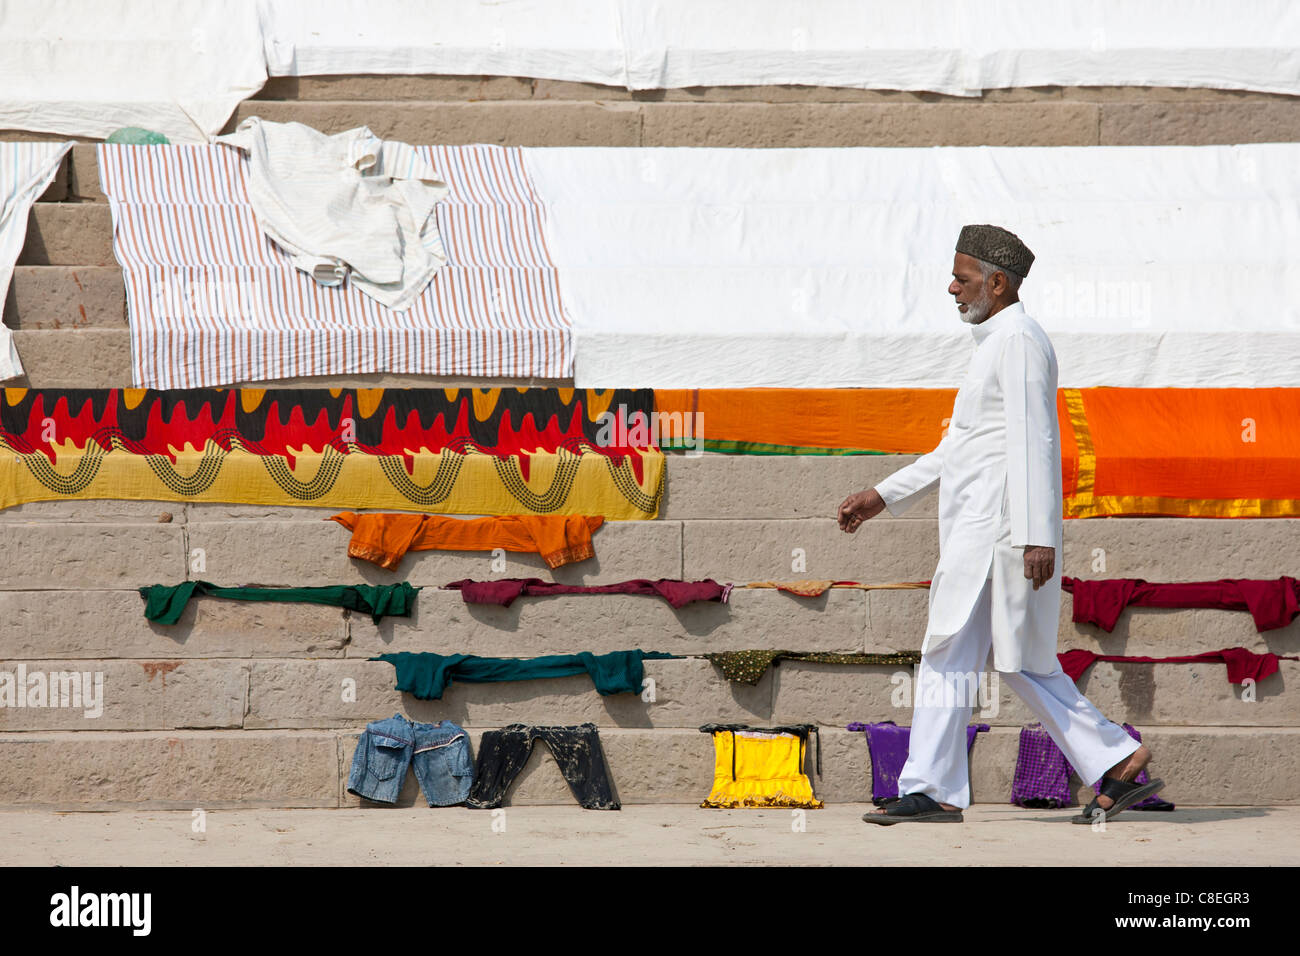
[
  {"left": 0, "top": 655, "right": 1292, "bottom": 733},
  {"left": 0, "top": 725, "right": 1292, "bottom": 809},
  {"left": 662, "top": 455, "right": 938, "bottom": 519},
  {"left": 1, "top": 584, "right": 1296, "bottom": 661},
  {"left": 3, "top": 514, "right": 1299, "bottom": 590},
  {"left": 6, "top": 266, "right": 125, "bottom": 329},
  {"left": 25, "top": 144, "right": 109, "bottom": 203},
  {"left": 18, "top": 204, "right": 113, "bottom": 266},
  {"left": 680, "top": 517, "right": 1300, "bottom": 582},
  {"left": 9, "top": 329, "right": 132, "bottom": 387},
  {"left": 68, "top": 144, "right": 104, "bottom": 202}
]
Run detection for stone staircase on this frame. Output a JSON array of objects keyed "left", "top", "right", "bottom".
[{"left": 1, "top": 77, "right": 1297, "bottom": 810}]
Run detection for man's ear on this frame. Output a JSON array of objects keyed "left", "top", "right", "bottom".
[{"left": 991, "top": 270, "right": 1008, "bottom": 297}]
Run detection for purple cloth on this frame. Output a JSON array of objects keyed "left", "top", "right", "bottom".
[
  {"left": 1011, "top": 722, "right": 1174, "bottom": 811},
  {"left": 847, "top": 720, "right": 990, "bottom": 804},
  {"left": 1010, "top": 723, "right": 1073, "bottom": 808},
  {"left": 444, "top": 578, "right": 732, "bottom": 610}
]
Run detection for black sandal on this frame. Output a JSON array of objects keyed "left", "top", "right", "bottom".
[
  {"left": 1071, "top": 776, "right": 1165, "bottom": 825},
  {"left": 863, "top": 792, "right": 963, "bottom": 825}
]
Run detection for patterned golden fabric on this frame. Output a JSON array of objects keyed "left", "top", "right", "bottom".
[
  {"left": 0, "top": 387, "right": 663, "bottom": 518},
  {"left": 703, "top": 650, "right": 922, "bottom": 685}
]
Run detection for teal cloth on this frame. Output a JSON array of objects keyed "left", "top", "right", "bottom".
[
  {"left": 106, "top": 127, "right": 170, "bottom": 145},
  {"left": 140, "top": 581, "right": 420, "bottom": 625},
  {"left": 372, "top": 650, "right": 680, "bottom": 700}
]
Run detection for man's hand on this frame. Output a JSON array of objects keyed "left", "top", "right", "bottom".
[
  {"left": 1023, "top": 545, "right": 1055, "bottom": 590},
  {"left": 838, "top": 488, "right": 886, "bottom": 533}
]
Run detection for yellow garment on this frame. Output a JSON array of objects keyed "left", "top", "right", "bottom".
[
  {"left": 701, "top": 729, "right": 823, "bottom": 809},
  {"left": 0, "top": 441, "right": 664, "bottom": 519}
]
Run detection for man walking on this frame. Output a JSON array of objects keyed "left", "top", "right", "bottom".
[{"left": 838, "top": 225, "right": 1163, "bottom": 825}]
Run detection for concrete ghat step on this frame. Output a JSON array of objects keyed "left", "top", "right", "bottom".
[
  {"left": 0, "top": 726, "right": 1293, "bottom": 809},
  {"left": 18, "top": 204, "right": 113, "bottom": 266},
  {"left": 0, "top": 656, "right": 1293, "bottom": 732},
  {"left": 681, "top": 517, "right": 1300, "bottom": 583},
  {"left": 2, "top": 513, "right": 1298, "bottom": 590},
  {"left": 5, "top": 584, "right": 1296, "bottom": 662},
  {"left": 9, "top": 329, "right": 133, "bottom": 387},
  {"left": 6, "top": 266, "right": 125, "bottom": 330}
]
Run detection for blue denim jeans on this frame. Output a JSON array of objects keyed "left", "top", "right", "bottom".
[{"left": 348, "top": 715, "right": 473, "bottom": 806}]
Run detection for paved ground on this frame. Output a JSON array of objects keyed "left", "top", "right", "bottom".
[{"left": 1, "top": 804, "right": 1293, "bottom": 865}]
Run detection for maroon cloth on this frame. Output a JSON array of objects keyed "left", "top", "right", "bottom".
[
  {"left": 1063, "top": 577, "right": 1300, "bottom": 633},
  {"left": 1058, "top": 647, "right": 1297, "bottom": 685},
  {"left": 444, "top": 578, "right": 732, "bottom": 610}
]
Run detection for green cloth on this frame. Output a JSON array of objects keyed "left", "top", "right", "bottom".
[
  {"left": 704, "top": 650, "right": 922, "bottom": 685},
  {"left": 372, "top": 649, "right": 680, "bottom": 700},
  {"left": 140, "top": 581, "right": 420, "bottom": 625},
  {"left": 661, "top": 439, "right": 888, "bottom": 456},
  {"left": 106, "top": 127, "right": 170, "bottom": 145}
]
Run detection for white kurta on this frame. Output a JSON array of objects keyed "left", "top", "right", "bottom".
[{"left": 874, "top": 301, "right": 1062, "bottom": 674}]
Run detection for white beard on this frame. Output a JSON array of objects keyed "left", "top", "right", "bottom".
[{"left": 959, "top": 286, "right": 993, "bottom": 324}]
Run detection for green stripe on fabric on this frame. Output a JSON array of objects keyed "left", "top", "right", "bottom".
[{"left": 660, "top": 439, "right": 890, "bottom": 456}]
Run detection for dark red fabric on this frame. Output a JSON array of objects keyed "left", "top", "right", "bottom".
[
  {"left": 444, "top": 578, "right": 732, "bottom": 610},
  {"left": 1058, "top": 647, "right": 1297, "bottom": 685},
  {"left": 1062, "top": 577, "right": 1300, "bottom": 633}
]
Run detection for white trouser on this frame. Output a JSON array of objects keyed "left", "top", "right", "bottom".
[{"left": 897, "top": 577, "right": 1140, "bottom": 808}]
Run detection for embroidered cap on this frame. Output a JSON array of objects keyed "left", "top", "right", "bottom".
[{"left": 955, "top": 224, "right": 1035, "bottom": 278}]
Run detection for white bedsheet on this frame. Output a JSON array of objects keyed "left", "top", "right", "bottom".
[
  {"left": 4, "top": 1, "right": 1300, "bottom": 142},
  {"left": 0, "top": 141, "right": 74, "bottom": 382},
  {"left": 0, "top": 0, "right": 266, "bottom": 143},
  {"left": 263, "top": 0, "right": 1300, "bottom": 96},
  {"left": 258, "top": 0, "right": 628, "bottom": 87},
  {"left": 522, "top": 144, "right": 1300, "bottom": 388}
]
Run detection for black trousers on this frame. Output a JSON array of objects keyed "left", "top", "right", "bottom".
[{"left": 466, "top": 723, "right": 619, "bottom": 810}]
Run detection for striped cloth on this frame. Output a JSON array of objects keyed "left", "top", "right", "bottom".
[{"left": 98, "top": 143, "right": 571, "bottom": 388}]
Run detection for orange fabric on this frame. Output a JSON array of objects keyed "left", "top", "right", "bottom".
[
  {"left": 655, "top": 387, "right": 1300, "bottom": 518},
  {"left": 1062, "top": 388, "right": 1300, "bottom": 518},
  {"left": 330, "top": 513, "right": 605, "bottom": 570},
  {"left": 654, "top": 388, "right": 956, "bottom": 453},
  {"left": 744, "top": 580, "right": 931, "bottom": 596}
]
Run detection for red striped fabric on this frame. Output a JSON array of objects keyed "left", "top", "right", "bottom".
[{"left": 98, "top": 144, "right": 573, "bottom": 388}]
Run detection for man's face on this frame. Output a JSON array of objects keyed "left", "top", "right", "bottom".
[{"left": 948, "top": 252, "right": 992, "bottom": 324}]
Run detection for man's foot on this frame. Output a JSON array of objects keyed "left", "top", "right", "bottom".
[
  {"left": 1096, "top": 744, "right": 1151, "bottom": 810},
  {"left": 863, "top": 792, "right": 963, "bottom": 824},
  {"left": 1070, "top": 744, "right": 1164, "bottom": 825},
  {"left": 867, "top": 797, "right": 960, "bottom": 816}
]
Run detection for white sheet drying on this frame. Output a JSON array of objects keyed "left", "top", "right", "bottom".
[
  {"left": 262, "top": 0, "right": 1300, "bottom": 97},
  {"left": 0, "top": 0, "right": 266, "bottom": 144},
  {"left": 5, "top": 0, "right": 1300, "bottom": 142},
  {"left": 216, "top": 117, "right": 449, "bottom": 310},
  {"left": 0, "top": 141, "right": 74, "bottom": 382},
  {"left": 522, "top": 143, "right": 1300, "bottom": 388}
]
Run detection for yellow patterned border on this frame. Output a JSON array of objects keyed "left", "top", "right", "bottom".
[
  {"left": 1061, "top": 387, "right": 1095, "bottom": 515},
  {"left": 1065, "top": 494, "right": 1300, "bottom": 519}
]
